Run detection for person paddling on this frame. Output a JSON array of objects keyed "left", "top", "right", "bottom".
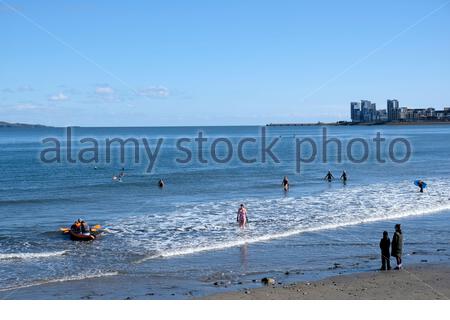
[
  {"left": 80, "top": 220, "right": 90, "bottom": 235},
  {"left": 70, "top": 219, "right": 82, "bottom": 233}
]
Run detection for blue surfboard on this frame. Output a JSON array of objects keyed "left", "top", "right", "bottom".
[{"left": 414, "top": 180, "right": 427, "bottom": 189}]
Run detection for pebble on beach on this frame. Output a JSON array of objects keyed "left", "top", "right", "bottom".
[{"left": 261, "top": 277, "right": 276, "bottom": 285}]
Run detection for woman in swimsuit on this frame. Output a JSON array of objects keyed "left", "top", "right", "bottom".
[
  {"left": 237, "top": 204, "right": 247, "bottom": 228},
  {"left": 282, "top": 176, "right": 289, "bottom": 191}
]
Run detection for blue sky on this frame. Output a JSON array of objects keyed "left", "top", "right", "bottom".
[{"left": 1, "top": 0, "right": 449, "bottom": 126}]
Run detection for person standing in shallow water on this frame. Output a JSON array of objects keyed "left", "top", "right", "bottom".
[
  {"left": 340, "top": 170, "right": 347, "bottom": 183},
  {"left": 417, "top": 180, "right": 424, "bottom": 193},
  {"left": 391, "top": 224, "right": 403, "bottom": 270},
  {"left": 324, "top": 170, "right": 334, "bottom": 182},
  {"left": 282, "top": 176, "right": 289, "bottom": 191},
  {"left": 379, "top": 231, "right": 391, "bottom": 270},
  {"left": 237, "top": 204, "right": 247, "bottom": 228}
]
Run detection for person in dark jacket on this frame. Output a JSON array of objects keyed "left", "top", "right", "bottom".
[
  {"left": 417, "top": 180, "right": 424, "bottom": 193},
  {"left": 324, "top": 170, "right": 334, "bottom": 182},
  {"left": 379, "top": 231, "right": 391, "bottom": 270},
  {"left": 80, "top": 220, "right": 90, "bottom": 235},
  {"left": 391, "top": 224, "right": 403, "bottom": 269},
  {"left": 340, "top": 170, "right": 348, "bottom": 183}
]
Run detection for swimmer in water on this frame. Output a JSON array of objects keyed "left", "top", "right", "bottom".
[
  {"left": 237, "top": 204, "right": 247, "bottom": 228},
  {"left": 158, "top": 179, "right": 165, "bottom": 188}
]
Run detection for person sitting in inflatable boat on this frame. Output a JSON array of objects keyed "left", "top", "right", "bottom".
[
  {"left": 69, "top": 219, "right": 96, "bottom": 240},
  {"left": 70, "top": 219, "right": 82, "bottom": 233}
]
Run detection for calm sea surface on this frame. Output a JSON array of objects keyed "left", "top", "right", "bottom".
[{"left": 1, "top": 125, "right": 449, "bottom": 298}]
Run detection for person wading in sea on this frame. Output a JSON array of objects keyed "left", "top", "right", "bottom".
[
  {"left": 417, "top": 180, "right": 425, "bottom": 193},
  {"left": 282, "top": 176, "right": 290, "bottom": 191},
  {"left": 324, "top": 170, "right": 334, "bottom": 182},
  {"left": 237, "top": 204, "right": 248, "bottom": 229},
  {"left": 340, "top": 170, "right": 347, "bottom": 183}
]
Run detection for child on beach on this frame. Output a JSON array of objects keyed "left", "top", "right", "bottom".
[{"left": 379, "top": 231, "right": 391, "bottom": 270}]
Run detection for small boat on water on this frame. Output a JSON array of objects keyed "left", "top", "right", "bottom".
[
  {"left": 69, "top": 230, "right": 96, "bottom": 241},
  {"left": 60, "top": 222, "right": 102, "bottom": 241}
]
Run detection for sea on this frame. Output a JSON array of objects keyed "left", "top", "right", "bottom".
[{"left": 0, "top": 125, "right": 449, "bottom": 299}]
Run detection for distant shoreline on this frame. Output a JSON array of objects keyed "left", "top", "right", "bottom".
[
  {"left": 0, "top": 121, "right": 50, "bottom": 128},
  {"left": 266, "top": 121, "right": 450, "bottom": 127},
  {"left": 3, "top": 120, "right": 450, "bottom": 129}
]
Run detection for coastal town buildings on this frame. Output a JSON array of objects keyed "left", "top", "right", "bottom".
[{"left": 351, "top": 100, "right": 450, "bottom": 123}]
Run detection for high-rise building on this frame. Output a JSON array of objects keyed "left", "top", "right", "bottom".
[
  {"left": 369, "top": 103, "right": 377, "bottom": 122},
  {"left": 387, "top": 99, "right": 399, "bottom": 121},
  {"left": 361, "top": 100, "right": 372, "bottom": 122},
  {"left": 350, "top": 99, "right": 449, "bottom": 123},
  {"left": 350, "top": 102, "right": 361, "bottom": 122}
]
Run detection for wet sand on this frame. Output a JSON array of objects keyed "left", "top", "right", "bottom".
[
  {"left": 204, "top": 264, "right": 450, "bottom": 300},
  {"left": 2, "top": 263, "right": 449, "bottom": 300}
]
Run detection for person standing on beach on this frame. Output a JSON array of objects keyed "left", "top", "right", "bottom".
[
  {"left": 237, "top": 204, "right": 247, "bottom": 228},
  {"left": 391, "top": 224, "right": 403, "bottom": 270},
  {"left": 282, "top": 176, "right": 289, "bottom": 191},
  {"left": 379, "top": 231, "right": 391, "bottom": 271}
]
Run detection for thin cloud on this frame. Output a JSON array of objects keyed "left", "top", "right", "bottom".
[
  {"left": 1, "top": 85, "right": 34, "bottom": 93},
  {"left": 0, "top": 103, "right": 42, "bottom": 111},
  {"left": 137, "top": 86, "right": 170, "bottom": 98},
  {"left": 95, "top": 85, "right": 114, "bottom": 95},
  {"left": 48, "top": 92, "right": 69, "bottom": 101},
  {"left": 13, "top": 103, "right": 39, "bottom": 110},
  {"left": 17, "top": 85, "right": 34, "bottom": 92}
]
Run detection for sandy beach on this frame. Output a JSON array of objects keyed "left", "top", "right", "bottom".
[
  {"left": 3, "top": 263, "right": 449, "bottom": 300},
  {"left": 204, "top": 264, "right": 450, "bottom": 300}
]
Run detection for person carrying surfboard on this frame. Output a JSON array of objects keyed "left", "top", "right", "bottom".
[{"left": 417, "top": 180, "right": 424, "bottom": 193}]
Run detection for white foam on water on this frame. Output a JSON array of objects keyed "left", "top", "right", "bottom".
[
  {"left": 0, "top": 250, "right": 68, "bottom": 261},
  {"left": 0, "top": 271, "right": 119, "bottom": 292},
  {"left": 108, "top": 179, "right": 450, "bottom": 263}
]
